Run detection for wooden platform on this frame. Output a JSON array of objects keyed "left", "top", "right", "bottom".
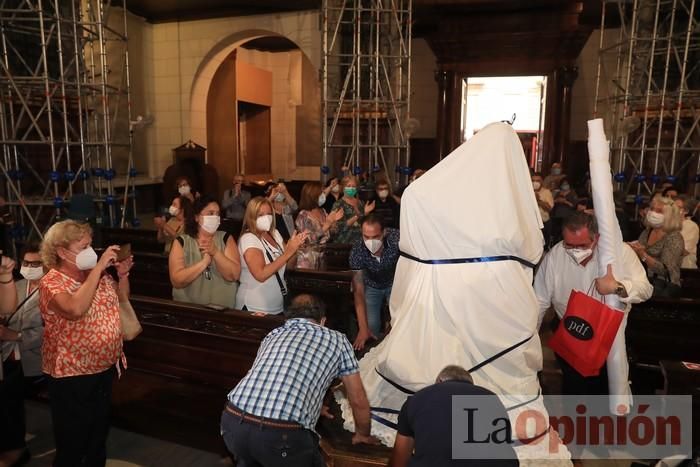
[{"left": 317, "top": 400, "right": 392, "bottom": 467}]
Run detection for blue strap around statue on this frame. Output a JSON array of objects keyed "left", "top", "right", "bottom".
[{"left": 399, "top": 251, "right": 536, "bottom": 269}]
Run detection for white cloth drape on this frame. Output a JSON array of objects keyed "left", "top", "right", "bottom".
[{"left": 335, "top": 123, "right": 570, "bottom": 464}]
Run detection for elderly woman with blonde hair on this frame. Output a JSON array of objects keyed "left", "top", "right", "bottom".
[
  {"left": 630, "top": 195, "right": 685, "bottom": 297},
  {"left": 38, "top": 220, "right": 133, "bottom": 467}
]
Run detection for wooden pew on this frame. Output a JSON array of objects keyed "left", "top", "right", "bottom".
[
  {"left": 128, "top": 252, "right": 171, "bottom": 299},
  {"left": 99, "top": 227, "right": 162, "bottom": 253},
  {"left": 286, "top": 268, "right": 354, "bottom": 334},
  {"left": 626, "top": 296, "right": 700, "bottom": 393},
  {"left": 681, "top": 268, "right": 700, "bottom": 298},
  {"left": 112, "top": 295, "right": 284, "bottom": 452}
]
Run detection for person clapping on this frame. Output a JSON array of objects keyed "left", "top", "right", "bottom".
[
  {"left": 169, "top": 195, "right": 241, "bottom": 308},
  {"left": 236, "top": 197, "right": 308, "bottom": 315}
]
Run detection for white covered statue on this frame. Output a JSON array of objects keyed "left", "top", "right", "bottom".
[{"left": 335, "top": 122, "right": 571, "bottom": 464}]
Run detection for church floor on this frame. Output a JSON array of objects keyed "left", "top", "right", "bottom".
[{"left": 22, "top": 400, "right": 231, "bottom": 467}]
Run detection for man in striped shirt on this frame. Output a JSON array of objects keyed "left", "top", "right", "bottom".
[{"left": 221, "top": 294, "right": 376, "bottom": 466}]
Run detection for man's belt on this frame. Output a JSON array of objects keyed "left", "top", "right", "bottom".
[{"left": 224, "top": 403, "right": 302, "bottom": 430}]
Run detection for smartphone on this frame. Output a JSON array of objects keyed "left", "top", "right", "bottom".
[{"left": 116, "top": 243, "right": 132, "bottom": 262}]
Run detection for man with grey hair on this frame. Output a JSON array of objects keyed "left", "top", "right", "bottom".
[
  {"left": 389, "top": 365, "right": 518, "bottom": 467},
  {"left": 434, "top": 365, "right": 473, "bottom": 384},
  {"left": 535, "top": 211, "right": 652, "bottom": 396},
  {"left": 221, "top": 294, "right": 377, "bottom": 466}
]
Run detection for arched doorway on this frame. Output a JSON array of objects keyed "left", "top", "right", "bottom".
[{"left": 191, "top": 31, "right": 321, "bottom": 192}]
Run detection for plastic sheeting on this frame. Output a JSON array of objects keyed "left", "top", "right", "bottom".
[{"left": 335, "top": 123, "right": 571, "bottom": 464}]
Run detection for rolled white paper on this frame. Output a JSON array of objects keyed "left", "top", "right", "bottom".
[{"left": 587, "top": 118, "right": 632, "bottom": 415}]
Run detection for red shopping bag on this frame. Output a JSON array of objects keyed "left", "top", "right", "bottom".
[{"left": 548, "top": 289, "right": 624, "bottom": 377}]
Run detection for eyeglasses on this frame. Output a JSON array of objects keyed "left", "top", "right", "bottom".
[{"left": 22, "top": 261, "right": 42, "bottom": 267}]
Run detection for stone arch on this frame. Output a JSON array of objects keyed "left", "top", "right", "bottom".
[{"left": 189, "top": 29, "right": 318, "bottom": 151}]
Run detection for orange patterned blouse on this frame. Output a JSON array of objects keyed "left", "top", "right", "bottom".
[{"left": 39, "top": 268, "right": 123, "bottom": 377}]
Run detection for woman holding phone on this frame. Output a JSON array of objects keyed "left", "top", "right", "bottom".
[
  {"left": 38, "top": 220, "right": 133, "bottom": 467},
  {"left": 236, "top": 197, "right": 307, "bottom": 314}
]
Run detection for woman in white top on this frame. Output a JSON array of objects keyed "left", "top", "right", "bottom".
[{"left": 236, "top": 196, "right": 307, "bottom": 314}]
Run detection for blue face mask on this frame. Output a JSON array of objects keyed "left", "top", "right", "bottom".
[
  {"left": 552, "top": 168, "right": 562, "bottom": 176},
  {"left": 344, "top": 187, "right": 357, "bottom": 197},
  {"left": 561, "top": 184, "right": 570, "bottom": 191}
]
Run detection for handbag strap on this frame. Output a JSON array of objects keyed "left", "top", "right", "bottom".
[
  {"left": 261, "top": 238, "right": 288, "bottom": 297},
  {"left": 2, "top": 287, "right": 38, "bottom": 326}
]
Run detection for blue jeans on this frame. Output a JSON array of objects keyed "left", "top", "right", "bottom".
[
  {"left": 364, "top": 285, "right": 392, "bottom": 336},
  {"left": 220, "top": 410, "right": 324, "bottom": 467}
]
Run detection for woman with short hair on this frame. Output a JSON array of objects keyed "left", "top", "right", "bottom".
[
  {"left": 631, "top": 195, "right": 685, "bottom": 296},
  {"left": 0, "top": 242, "right": 45, "bottom": 466},
  {"left": 155, "top": 196, "right": 189, "bottom": 254},
  {"left": 331, "top": 176, "right": 374, "bottom": 244},
  {"left": 236, "top": 197, "right": 307, "bottom": 314},
  {"left": 294, "top": 182, "right": 343, "bottom": 268},
  {"left": 169, "top": 195, "right": 240, "bottom": 308},
  {"left": 264, "top": 181, "right": 298, "bottom": 242},
  {"left": 175, "top": 176, "right": 198, "bottom": 203},
  {"left": 38, "top": 220, "right": 133, "bottom": 467}
]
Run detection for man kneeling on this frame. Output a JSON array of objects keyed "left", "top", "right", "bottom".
[
  {"left": 221, "top": 294, "right": 376, "bottom": 466},
  {"left": 390, "top": 366, "right": 519, "bottom": 467}
]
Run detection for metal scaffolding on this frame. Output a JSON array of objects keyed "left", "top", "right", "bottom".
[
  {"left": 0, "top": 0, "right": 134, "bottom": 250},
  {"left": 321, "top": 0, "right": 413, "bottom": 185},
  {"left": 594, "top": 0, "right": 700, "bottom": 201}
]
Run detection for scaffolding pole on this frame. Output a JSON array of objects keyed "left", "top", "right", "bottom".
[
  {"left": 0, "top": 0, "right": 133, "bottom": 252},
  {"left": 322, "top": 0, "right": 413, "bottom": 186},
  {"left": 594, "top": 0, "right": 700, "bottom": 202}
]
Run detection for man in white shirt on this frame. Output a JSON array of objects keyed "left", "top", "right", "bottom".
[
  {"left": 675, "top": 196, "right": 698, "bottom": 269},
  {"left": 534, "top": 212, "right": 652, "bottom": 395}
]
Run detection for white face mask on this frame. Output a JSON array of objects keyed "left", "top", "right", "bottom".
[
  {"left": 318, "top": 193, "right": 327, "bottom": 207},
  {"left": 565, "top": 247, "right": 593, "bottom": 265},
  {"left": 647, "top": 211, "right": 665, "bottom": 228},
  {"left": 178, "top": 185, "right": 191, "bottom": 196},
  {"left": 168, "top": 205, "right": 179, "bottom": 216},
  {"left": 20, "top": 266, "right": 44, "bottom": 281},
  {"left": 256, "top": 214, "right": 273, "bottom": 232},
  {"left": 274, "top": 192, "right": 285, "bottom": 202},
  {"left": 377, "top": 190, "right": 389, "bottom": 200},
  {"left": 532, "top": 181, "right": 541, "bottom": 190},
  {"left": 73, "top": 247, "right": 98, "bottom": 271},
  {"left": 331, "top": 185, "right": 341, "bottom": 194},
  {"left": 364, "top": 238, "right": 383, "bottom": 255},
  {"left": 200, "top": 215, "right": 220, "bottom": 234}
]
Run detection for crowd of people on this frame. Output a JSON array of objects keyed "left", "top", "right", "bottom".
[
  {"left": 158, "top": 172, "right": 414, "bottom": 350},
  {"left": 533, "top": 163, "right": 699, "bottom": 298},
  {"left": 1, "top": 159, "right": 699, "bottom": 466}
]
